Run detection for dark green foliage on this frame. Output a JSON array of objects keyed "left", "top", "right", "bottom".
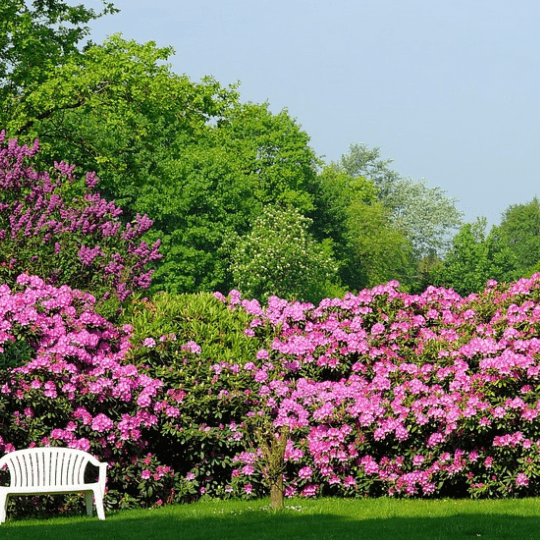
[
  {"left": 307, "top": 166, "right": 414, "bottom": 292},
  {"left": 499, "top": 197, "right": 540, "bottom": 274},
  {"left": 428, "top": 219, "right": 520, "bottom": 296}
]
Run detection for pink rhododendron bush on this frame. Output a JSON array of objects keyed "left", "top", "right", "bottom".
[
  {"left": 229, "top": 276, "right": 540, "bottom": 500},
  {"left": 5, "top": 269, "right": 540, "bottom": 512},
  {"left": 0, "top": 274, "right": 189, "bottom": 515},
  {"left": 134, "top": 277, "right": 540, "bottom": 503}
]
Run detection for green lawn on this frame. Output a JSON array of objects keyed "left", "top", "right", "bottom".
[{"left": 2, "top": 497, "right": 540, "bottom": 540}]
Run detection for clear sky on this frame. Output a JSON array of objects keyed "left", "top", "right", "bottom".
[{"left": 85, "top": 0, "right": 540, "bottom": 228}]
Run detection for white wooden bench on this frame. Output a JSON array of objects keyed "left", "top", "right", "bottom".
[{"left": 0, "top": 447, "right": 107, "bottom": 523}]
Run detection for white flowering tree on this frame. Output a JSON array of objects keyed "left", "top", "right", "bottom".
[{"left": 229, "top": 206, "right": 342, "bottom": 303}]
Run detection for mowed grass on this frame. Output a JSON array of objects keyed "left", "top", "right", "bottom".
[{"left": 2, "top": 497, "right": 540, "bottom": 540}]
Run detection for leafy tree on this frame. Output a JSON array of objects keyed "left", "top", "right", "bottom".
[
  {"left": 385, "top": 178, "right": 463, "bottom": 258},
  {"left": 0, "top": 0, "right": 117, "bottom": 133},
  {"left": 428, "top": 219, "right": 519, "bottom": 296},
  {"left": 335, "top": 144, "right": 463, "bottom": 259},
  {"left": 1, "top": 34, "right": 229, "bottom": 292},
  {"left": 16, "top": 35, "right": 241, "bottom": 294},
  {"left": 308, "top": 166, "right": 413, "bottom": 291},
  {"left": 343, "top": 199, "right": 414, "bottom": 290},
  {"left": 499, "top": 197, "right": 540, "bottom": 274},
  {"left": 135, "top": 101, "right": 320, "bottom": 295},
  {"left": 229, "top": 206, "right": 342, "bottom": 303},
  {"left": 211, "top": 102, "right": 319, "bottom": 214},
  {"left": 337, "top": 143, "right": 400, "bottom": 200},
  {"left": 4, "top": 32, "right": 322, "bottom": 295},
  {"left": 5, "top": 34, "right": 234, "bottom": 166},
  {"left": 308, "top": 166, "right": 378, "bottom": 244}
]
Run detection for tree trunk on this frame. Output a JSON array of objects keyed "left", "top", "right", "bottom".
[
  {"left": 269, "top": 473, "right": 284, "bottom": 510},
  {"left": 253, "top": 423, "right": 289, "bottom": 511}
]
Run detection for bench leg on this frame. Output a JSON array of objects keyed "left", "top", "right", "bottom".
[
  {"left": 93, "top": 489, "right": 105, "bottom": 521},
  {"left": 0, "top": 493, "right": 8, "bottom": 524},
  {"left": 85, "top": 492, "right": 93, "bottom": 517}
]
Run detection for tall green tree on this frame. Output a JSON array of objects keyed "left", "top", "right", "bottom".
[
  {"left": 229, "top": 206, "right": 342, "bottom": 303},
  {"left": 499, "top": 197, "right": 540, "bottom": 274},
  {"left": 343, "top": 198, "right": 414, "bottom": 289},
  {"left": 429, "top": 219, "right": 519, "bottom": 296},
  {"left": 0, "top": 0, "right": 117, "bottom": 133},
  {"left": 335, "top": 144, "right": 463, "bottom": 259},
  {"left": 5, "top": 32, "right": 321, "bottom": 295},
  {"left": 308, "top": 166, "right": 413, "bottom": 291}
]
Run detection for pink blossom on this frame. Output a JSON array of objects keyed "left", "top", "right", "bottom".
[
  {"left": 91, "top": 413, "right": 114, "bottom": 433},
  {"left": 298, "top": 466, "right": 313, "bottom": 479},
  {"left": 300, "top": 484, "right": 318, "bottom": 497},
  {"left": 516, "top": 473, "right": 529, "bottom": 487}
]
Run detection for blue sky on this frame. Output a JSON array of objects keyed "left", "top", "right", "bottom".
[{"left": 86, "top": 0, "right": 540, "bottom": 228}]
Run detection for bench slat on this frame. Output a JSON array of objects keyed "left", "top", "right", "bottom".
[{"left": 43, "top": 451, "right": 50, "bottom": 488}]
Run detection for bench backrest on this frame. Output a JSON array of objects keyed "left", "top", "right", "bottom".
[{"left": 0, "top": 448, "right": 101, "bottom": 488}]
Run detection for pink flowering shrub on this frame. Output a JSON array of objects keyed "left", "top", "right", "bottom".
[
  {"left": 0, "top": 133, "right": 161, "bottom": 318},
  {"left": 224, "top": 276, "right": 540, "bottom": 499},
  {"left": 0, "top": 274, "right": 192, "bottom": 515},
  {"left": 6, "top": 264, "right": 540, "bottom": 510},
  {"left": 134, "top": 276, "right": 540, "bottom": 502}
]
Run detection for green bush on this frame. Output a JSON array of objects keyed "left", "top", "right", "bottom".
[{"left": 123, "top": 291, "right": 276, "bottom": 497}]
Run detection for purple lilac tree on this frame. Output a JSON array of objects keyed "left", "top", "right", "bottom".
[{"left": 0, "top": 133, "right": 161, "bottom": 318}]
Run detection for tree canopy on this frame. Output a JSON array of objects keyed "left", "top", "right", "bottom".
[
  {"left": 230, "top": 205, "right": 341, "bottom": 303},
  {"left": 499, "top": 197, "right": 540, "bottom": 275},
  {"left": 427, "top": 219, "right": 519, "bottom": 296},
  {"left": 1, "top": 2, "right": 497, "bottom": 302},
  {"left": 335, "top": 144, "right": 463, "bottom": 259},
  {"left": 0, "top": 0, "right": 117, "bottom": 134}
]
